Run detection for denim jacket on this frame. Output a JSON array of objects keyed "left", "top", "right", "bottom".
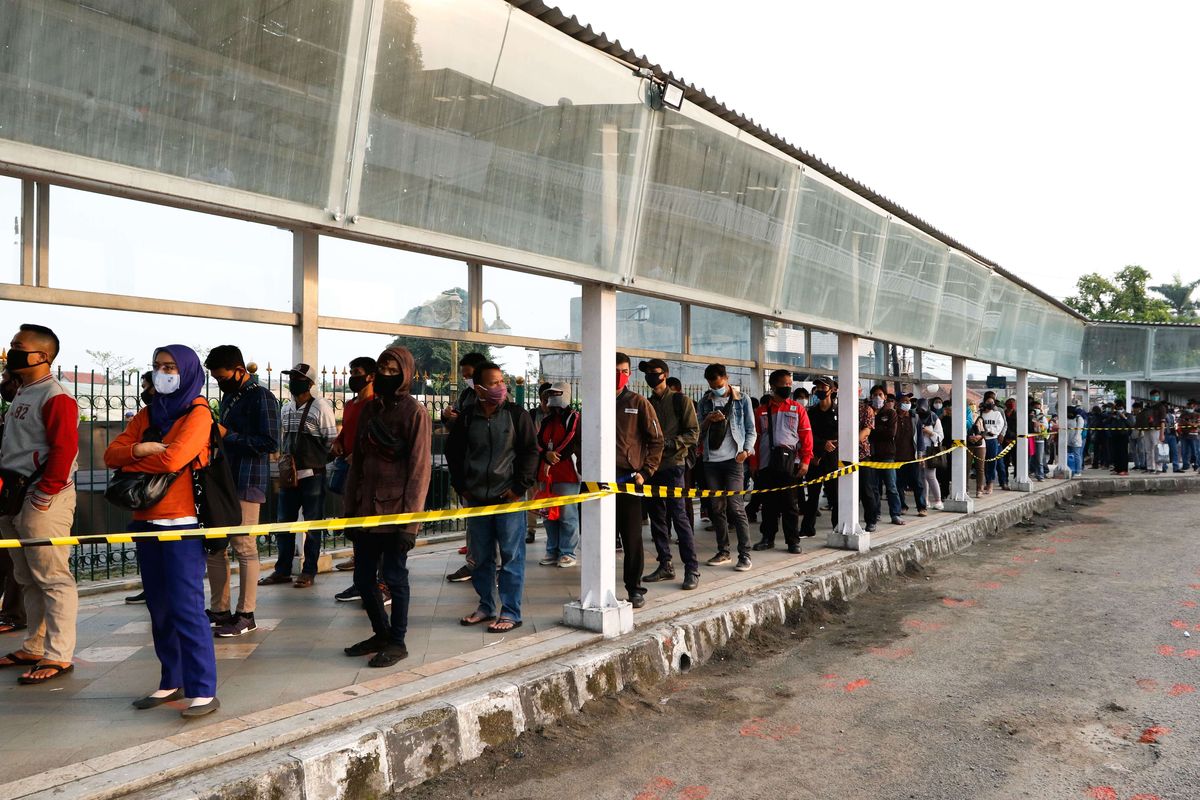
[{"left": 698, "top": 385, "right": 757, "bottom": 458}]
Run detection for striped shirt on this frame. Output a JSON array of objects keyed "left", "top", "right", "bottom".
[{"left": 281, "top": 396, "right": 337, "bottom": 480}]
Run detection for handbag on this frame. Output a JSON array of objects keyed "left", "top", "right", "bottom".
[
  {"left": 0, "top": 463, "right": 47, "bottom": 516},
  {"left": 763, "top": 403, "right": 796, "bottom": 475},
  {"left": 192, "top": 411, "right": 242, "bottom": 530},
  {"left": 290, "top": 399, "right": 329, "bottom": 471},
  {"left": 533, "top": 476, "right": 561, "bottom": 522},
  {"left": 105, "top": 469, "right": 182, "bottom": 510}
]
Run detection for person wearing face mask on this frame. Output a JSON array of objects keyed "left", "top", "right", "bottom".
[
  {"left": 443, "top": 352, "right": 488, "bottom": 585},
  {"left": 640, "top": 360, "right": 701, "bottom": 591},
  {"left": 801, "top": 376, "right": 839, "bottom": 536},
  {"left": 448, "top": 363, "right": 539, "bottom": 631},
  {"left": 342, "top": 347, "right": 431, "bottom": 667},
  {"left": 1067, "top": 406, "right": 1086, "bottom": 476},
  {"left": 0, "top": 325, "right": 80, "bottom": 686},
  {"left": 1028, "top": 398, "right": 1048, "bottom": 481},
  {"left": 866, "top": 385, "right": 904, "bottom": 525},
  {"left": 929, "top": 397, "right": 950, "bottom": 499},
  {"left": 1003, "top": 398, "right": 1019, "bottom": 483},
  {"left": 104, "top": 345, "right": 219, "bottom": 715},
  {"left": 698, "top": 363, "right": 757, "bottom": 570},
  {"left": 123, "top": 372, "right": 156, "bottom": 606},
  {"left": 916, "top": 400, "right": 945, "bottom": 511},
  {"left": 259, "top": 363, "right": 337, "bottom": 589},
  {"left": 201, "top": 345, "right": 280, "bottom": 637},
  {"left": 1178, "top": 400, "right": 1200, "bottom": 472},
  {"left": 752, "top": 370, "right": 813, "bottom": 554},
  {"left": 1088, "top": 404, "right": 1108, "bottom": 470},
  {"left": 330, "top": 356, "right": 377, "bottom": 582},
  {"left": 0, "top": 369, "right": 27, "bottom": 637},
  {"left": 1142, "top": 388, "right": 1167, "bottom": 473},
  {"left": 792, "top": 386, "right": 810, "bottom": 406},
  {"left": 1108, "top": 401, "right": 1132, "bottom": 475},
  {"left": 975, "top": 393, "right": 1008, "bottom": 494},
  {"left": 535, "top": 382, "right": 582, "bottom": 569},
  {"left": 893, "top": 392, "right": 928, "bottom": 515}
]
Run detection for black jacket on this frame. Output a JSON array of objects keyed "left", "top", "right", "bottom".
[{"left": 446, "top": 400, "right": 538, "bottom": 503}]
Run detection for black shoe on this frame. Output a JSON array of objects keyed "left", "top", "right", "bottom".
[
  {"left": 368, "top": 643, "right": 409, "bottom": 668},
  {"left": 682, "top": 572, "right": 699, "bottom": 590},
  {"left": 526, "top": 530, "right": 536, "bottom": 544},
  {"left": 752, "top": 539, "right": 775, "bottom": 551},
  {"left": 787, "top": 544, "right": 802, "bottom": 555},
  {"left": 706, "top": 551, "right": 732, "bottom": 566},
  {"left": 446, "top": 565, "right": 473, "bottom": 583},
  {"left": 890, "top": 517, "right": 906, "bottom": 526},
  {"left": 180, "top": 698, "right": 220, "bottom": 719},
  {"left": 344, "top": 634, "right": 390, "bottom": 657},
  {"left": 132, "top": 688, "right": 183, "bottom": 710},
  {"left": 125, "top": 591, "right": 146, "bottom": 605},
  {"left": 642, "top": 566, "right": 676, "bottom": 583},
  {"left": 799, "top": 529, "right": 817, "bottom": 538},
  {"left": 629, "top": 594, "right": 646, "bottom": 609},
  {"left": 205, "top": 608, "right": 234, "bottom": 627},
  {"left": 865, "top": 523, "right": 878, "bottom": 533},
  {"left": 334, "top": 586, "right": 361, "bottom": 602}
]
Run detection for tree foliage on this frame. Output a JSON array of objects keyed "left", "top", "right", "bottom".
[
  {"left": 1064, "top": 266, "right": 1173, "bottom": 322},
  {"left": 84, "top": 349, "right": 136, "bottom": 373},
  {"left": 1148, "top": 272, "right": 1200, "bottom": 320},
  {"left": 387, "top": 336, "right": 493, "bottom": 383}
]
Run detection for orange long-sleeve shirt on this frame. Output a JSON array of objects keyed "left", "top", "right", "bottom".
[{"left": 105, "top": 399, "right": 212, "bottom": 521}]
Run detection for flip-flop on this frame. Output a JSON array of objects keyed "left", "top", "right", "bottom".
[
  {"left": 18, "top": 662, "right": 74, "bottom": 685},
  {"left": 486, "top": 619, "right": 523, "bottom": 634},
  {"left": 0, "top": 651, "right": 40, "bottom": 668},
  {"left": 459, "top": 613, "right": 496, "bottom": 626}
]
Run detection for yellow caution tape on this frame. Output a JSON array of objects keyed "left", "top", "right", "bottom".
[{"left": 961, "top": 439, "right": 1017, "bottom": 462}]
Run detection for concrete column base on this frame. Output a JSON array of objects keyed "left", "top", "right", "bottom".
[
  {"left": 563, "top": 601, "right": 634, "bottom": 637},
  {"left": 943, "top": 496, "right": 975, "bottom": 514},
  {"left": 828, "top": 525, "right": 870, "bottom": 552},
  {"left": 1053, "top": 466, "right": 1072, "bottom": 480},
  {"left": 1012, "top": 481, "right": 1033, "bottom": 493}
]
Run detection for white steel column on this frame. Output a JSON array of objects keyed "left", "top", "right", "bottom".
[
  {"left": 292, "top": 231, "right": 318, "bottom": 368},
  {"left": 19, "top": 180, "right": 34, "bottom": 286},
  {"left": 748, "top": 319, "right": 766, "bottom": 398},
  {"left": 564, "top": 283, "right": 632, "bottom": 636},
  {"left": 830, "top": 332, "right": 867, "bottom": 551},
  {"left": 1054, "top": 377, "right": 1072, "bottom": 479},
  {"left": 944, "top": 355, "right": 974, "bottom": 513},
  {"left": 1014, "top": 369, "right": 1032, "bottom": 491}
]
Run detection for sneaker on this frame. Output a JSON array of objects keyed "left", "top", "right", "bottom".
[
  {"left": 557, "top": 555, "right": 578, "bottom": 568},
  {"left": 334, "top": 558, "right": 355, "bottom": 572},
  {"left": 457, "top": 545, "right": 469, "bottom": 555},
  {"left": 917, "top": 509, "right": 928, "bottom": 517},
  {"left": 642, "top": 565, "right": 676, "bottom": 583},
  {"left": 334, "top": 586, "right": 361, "bottom": 602},
  {"left": 215, "top": 613, "right": 257, "bottom": 638},
  {"left": 706, "top": 551, "right": 732, "bottom": 566},
  {"left": 932, "top": 502, "right": 944, "bottom": 511},
  {"left": 446, "top": 565, "right": 473, "bottom": 583},
  {"left": 890, "top": 517, "right": 906, "bottom": 526},
  {"left": 206, "top": 608, "right": 233, "bottom": 627},
  {"left": 125, "top": 591, "right": 146, "bottom": 605},
  {"left": 539, "top": 556, "right": 559, "bottom": 566},
  {"left": 734, "top": 555, "right": 752, "bottom": 572},
  {"left": 629, "top": 593, "right": 646, "bottom": 610},
  {"left": 865, "top": 523, "right": 878, "bottom": 533}
]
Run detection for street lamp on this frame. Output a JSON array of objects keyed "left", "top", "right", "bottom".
[{"left": 482, "top": 299, "right": 511, "bottom": 333}]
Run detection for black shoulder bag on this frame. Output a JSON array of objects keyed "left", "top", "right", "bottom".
[{"left": 192, "top": 408, "right": 242, "bottom": 533}]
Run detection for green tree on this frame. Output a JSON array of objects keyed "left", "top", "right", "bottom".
[
  {"left": 1149, "top": 272, "right": 1200, "bottom": 319},
  {"left": 1064, "top": 265, "right": 1173, "bottom": 322},
  {"left": 387, "top": 336, "right": 493, "bottom": 387}
]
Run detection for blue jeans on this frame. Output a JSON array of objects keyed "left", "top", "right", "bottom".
[
  {"left": 1165, "top": 434, "right": 1180, "bottom": 471},
  {"left": 274, "top": 474, "right": 325, "bottom": 576},
  {"left": 898, "top": 462, "right": 927, "bottom": 511},
  {"left": 874, "top": 468, "right": 901, "bottom": 519},
  {"left": 133, "top": 524, "right": 217, "bottom": 697},
  {"left": 467, "top": 509, "right": 527, "bottom": 622},
  {"left": 1181, "top": 438, "right": 1199, "bottom": 470},
  {"left": 1068, "top": 445, "right": 1083, "bottom": 476},
  {"left": 1029, "top": 440, "right": 1046, "bottom": 479},
  {"left": 543, "top": 482, "right": 581, "bottom": 560},
  {"left": 984, "top": 438, "right": 1002, "bottom": 486}
]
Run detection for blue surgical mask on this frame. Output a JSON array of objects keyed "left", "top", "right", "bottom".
[
  {"left": 713, "top": 385, "right": 727, "bottom": 397},
  {"left": 900, "top": 402, "right": 911, "bottom": 412}
]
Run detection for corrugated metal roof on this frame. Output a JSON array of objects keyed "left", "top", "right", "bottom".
[{"left": 506, "top": 0, "right": 1087, "bottom": 322}]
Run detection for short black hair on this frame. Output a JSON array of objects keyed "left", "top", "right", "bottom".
[
  {"left": 704, "top": 363, "right": 726, "bottom": 380},
  {"left": 870, "top": 384, "right": 887, "bottom": 396},
  {"left": 538, "top": 381, "right": 553, "bottom": 397},
  {"left": 349, "top": 356, "right": 378, "bottom": 374},
  {"left": 204, "top": 344, "right": 245, "bottom": 371},
  {"left": 768, "top": 369, "right": 791, "bottom": 386},
  {"left": 666, "top": 377, "right": 682, "bottom": 391},
  {"left": 459, "top": 352, "right": 487, "bottom": 369},
  {"left": 616, "top": 351, "right": 630, "bottom": 367},
  {"left": 792, "top": 387, "right": 808, "bottom": 399},
  {"left": 476, "top": 361, "right": 503, "bottom": 380},
  {"left": 141, "top": 370, "right": 153, "bottom": 382},
  {"left": 19, "top": 323, "right": 59, "bottom": 360}
]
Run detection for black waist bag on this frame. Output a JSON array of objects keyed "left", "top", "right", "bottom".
[{"left": 0, "top": 464, "right": 47, "bottom": 516}]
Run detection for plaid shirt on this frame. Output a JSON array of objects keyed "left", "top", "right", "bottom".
[
  {"left": 219, "top": 383, "right": 281, "bottom": 503},
  {"left": 859, "top": 402, "right": 874, "bottom": 460}
]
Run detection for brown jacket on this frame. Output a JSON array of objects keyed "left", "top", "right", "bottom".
[
  {"left": 345, "top": 347, "right": 432, "bottom": 541},
  {"left": 615, "top": 388, "right": 664, "bottom": 479}
]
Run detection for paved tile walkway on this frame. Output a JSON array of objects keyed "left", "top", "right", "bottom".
[{"left": 0, "top": 468, "right": 1164, "bottom": 789}]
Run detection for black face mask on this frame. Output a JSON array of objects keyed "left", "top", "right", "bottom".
[
  {"left": 140, "top": 388, "right": 154, "bottom": 405},
  {"left": 373, "top": 373, "right": 404, "bottom": 402},
  {"left": 773, "top": 386, "right": 791, "bottom": 400},
  {"left": 289, "top": 379, "right": 310, "bottom": 397},
  {"left": 645, "top": 373, "right": 665, "bottom": 389},
  {"left": 216, "top": 371, "right": 245, "bottom": 395},
  {"left": 5, "top": 350, "right": 42, "bottom": 372},
  {"left": 348, "top": 375, "right": 368, "bottom": 394},
  {"left": 813, "top": 390, "right": 827, "bottom": 401}
]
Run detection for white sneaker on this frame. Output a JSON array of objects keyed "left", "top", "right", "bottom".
[
  {"left": 538, "top": 556, "right": 558, "bottom": 566},
  {"left": 558, "top": 555, "right": 578, "bottom": 568},
  {"left": 932, "top": 502, "right": 944, "bottom": 511}
]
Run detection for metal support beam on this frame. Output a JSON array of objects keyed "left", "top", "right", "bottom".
[
  {"left": 0, "top": 284, "right": 297, "bottom": 325},
  {"left": 680, "top": 303, "right": 691, "bottom": 356},
  {"left": 1054, "top": 377, "right": 1072, "bottom": 479},
  {"left": 564, "top": 283, "right": 631, "bottom": 636},
  {"left": 944, "top": 355, "right": 974, "bottom": 513},
  {"left": 19, "top": 180, "right": 34, "bottom": 286},
  {"left": 35, "top": 181, "right": 49, "bottom": 287},
  {"left": 830, "top": 332, "right": 867, "bottom": 551},
  {"left": 467, "top": 262, "right": 483, "bottom": 334},
  {"left": 292, "top": 231, "right": 318, "bottom": 368},
  {"left": 1013, "top": 369, "right": 1031, "bottom": 491},
  {"left": 748, "top": 318, "right": 766, "bottom": 398}
]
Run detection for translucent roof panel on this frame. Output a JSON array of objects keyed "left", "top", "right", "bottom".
[
  {"left": 1080, "top": 325, "right": 1148, "bottom": 378},
  {"left": 931, "top": 254, "right": 990, "bottom": 359},
  {"left": 1149, "top": 327, "right": 1200, "bottom": 380},
  {"left": 870, "top": 225, "right": 947, "bottom": 347}
]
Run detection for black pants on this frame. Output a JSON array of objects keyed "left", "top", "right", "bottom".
[
  {"left": 756, "top": 469, "right": 800, "bottom": 546},
  {"left": 352, "top": 531, "right": 412, "bottom": 644},
  {"left": 615, "top": 492, "right": 645, "bottom": 597},
  {"left": 646, "top": 466, "right": 699, "bottom": 575},
  {"left": 1110, "top": 435, "right": 1129, "bottom": 472},
  {"left": 860, "top": 467, "right": 882, "bottom": 525},
  {"left": 0, "top": 550, "right": 24, "bottom": 626},
  {"left": 801, "top": 453, "right": 839, "bottom": 534},
  {"left": 1092, "top": 433, "right": 1109, "bottom": 468}
]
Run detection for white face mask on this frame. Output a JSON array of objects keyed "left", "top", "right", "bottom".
[
  {"left": 153, "top": 370, "right": 180, "bottom": 395},
  {"left": 547, "top": 395, "right": 567, "bottom": 408},
  {"left": 871, "top": 396, "right": 884, "bottom": 410},
  {"left": 899, "top": 403, "right": 911, "bottom": 412},
  {"left": 464, "top": 377, "right": 474, "bottom": 388}
]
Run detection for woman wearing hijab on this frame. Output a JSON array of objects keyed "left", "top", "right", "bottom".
[
  {"left": 343, "top": 347, "right": 431, "bottom": 668},
  {"left": 104, "top": 345, "right": 219, "bottom": 718}
]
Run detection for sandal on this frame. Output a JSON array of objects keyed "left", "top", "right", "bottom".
[
  {"left": 459, "top": 612, "right": 495, "bottom": 626},
  {"left": 0, "top": 651, "right": 41, "bottom": 668},
  {"left": 18, "top": 662, "right": 74, "bottom": 685},
  {"left": 486, "top": 618, "right": 522, "bottom": 634}
]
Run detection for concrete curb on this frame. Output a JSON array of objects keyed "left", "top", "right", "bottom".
[{"left": 28, "top": 477, "right": 1199, "bottom": 800}]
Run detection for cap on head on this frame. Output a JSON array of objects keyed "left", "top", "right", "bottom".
[
  {"left": 282, "top": 362, "right": 316, "bottom": 385},
  {"left": 637, "top": 358, "right": 670, "bottom": 375}
]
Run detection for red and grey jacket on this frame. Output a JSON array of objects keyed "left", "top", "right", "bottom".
[
  {"left": 0, "top": 374, "right": 79, "bottom": 504},
  {"left": 754, "top": 397, "right": 813, "bottom": 471}
]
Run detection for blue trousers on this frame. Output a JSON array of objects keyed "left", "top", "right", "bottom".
[
  {"left": 467, "top": 508, "right": 527, "bottom": 622},
  {"left": 133, "top": 524, "right": 217, "bottom": 697},
  {"left": 874, "top": 468, "right": 901, "bottom": 519}
]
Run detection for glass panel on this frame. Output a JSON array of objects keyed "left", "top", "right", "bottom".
[
  {"left": 690, "top": 306, "right": 750, "bottom": 360},
  {"left": 0, "top": 3, "right": 353, "bottom": 207},
  {"left": 1, "top": 176, "right": 21, "bottom": 284},
  {"left": 871, "top": 226, "right": 946, "bottom": 345},
  {"left": 319, "top": 237, "right": 468, "bottom": 329},
  {"left": 810, "top": 330, "right": 839, "bottom": 371},
  {"left": 781, "top": 174, "right": 886, "bottom": 331},
  {"left": 358, "top": 1, "right": 645, "bottom": 273},
  {"left": 603, "top": 292, "right": 682, "bottom": 352},
  {"left": 634, "top": 106, "right": 792, "bottom": 303},
  {"left": 977, "top": 280, "right": 1021, "bottom": 366},
  {"left": 51, "top": 187, "right": 292, "bottom": 310},
  {"left": 765, "top": 321, "right": 805, "bottom": 367},
  {"left": 920, "top": 351, "right": 953, "bottom": 382},
  {"left": 1150, "top": 327, "right": 1200, "bottom": 379},
  {"left": 480, "top": 267, "right": 579, "bottom": 342},
  {"left": 932, "top": 254, "right": 990, "bottom": 358},
  {"left": 1080, "top": 325, "right": 1147, "bottom": 378},
  {"left": 859, "top": 339, "right": 887, "bottom": 376}
]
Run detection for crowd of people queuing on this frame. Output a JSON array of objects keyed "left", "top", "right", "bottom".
[{"left": 0, "top": 321, "right": 1195, "bottom": 719}]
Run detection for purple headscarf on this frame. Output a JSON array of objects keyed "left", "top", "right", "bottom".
[{"left": 149, "top": 345, "right": 206, "bottom": 433}]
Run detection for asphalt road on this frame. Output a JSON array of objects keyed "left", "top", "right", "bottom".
[{"left": 408, "top": 493, "right": 1200, "bottom": 800}]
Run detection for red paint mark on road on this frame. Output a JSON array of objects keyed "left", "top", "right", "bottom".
[
  {"left": 843, "top": 678, "right": 871, "bottom": 692},
  {"left": 994, "top": 568, "right": 1022, "bottom": 578},
  {"left": 1181, "top": 649, "right": 1200, "bottom": 659},
  {"left": 1189, "top": 584, "right": 1200, "bottom": 590},
  {"left": 1030, "top": 547, "right": 1057, "bottom": 554},
  {"left": 1182, "top": 600, "right": 1199, "bottom": 608},
  {"left": 821, "top": 673, "right": 839, "bottom": 679},
  {"left": 976, "top": 581, "right": 1003, "bottom": 590},
  {"left": 676, "top": 787, "right": 710, "bottom": 800},
  {"left": 1138, "top": 725, "right": 1171, "bottom": 744},
  {"left": 867, "top": 646, "right": 914, "bottom": 660},
  {"left": 1157, "top": 645, "right": 1176, "bottom": 656},
  {"left": 942, "top": 598, "right": 978, "bottom": 608},
  {"left": 1130, "top": 794, "right": 1163, "bottom": 800},
  {"left": 1084, "top": 787, "right": 1118, "bottom": 800},
  {"left": 1170, "top": 619, "right": 1188, "bottom": 629},
  {"left": 1168, "top": 683, "right": 1195, "bottom": 697},
  {"left": 1136, "top": 678, "right": 1159, "bottom": 691},
  {"left": 904, "top": 620, "right": 945, "bottom": 632},
  {"left": 1011, "top": 555, "right": 1028, "bottom": 564},
  {"left": 633, "top": 777, "right": 676, "bottom": 800},
  {"left": 739, "top": 718, "right": 802, "bottom": 741}
]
